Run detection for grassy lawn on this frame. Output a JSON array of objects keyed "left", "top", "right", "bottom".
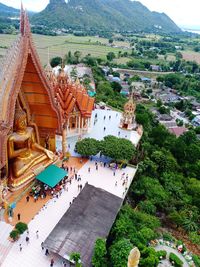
[
  {"left": 113, "top": 57, "right": 130, "bottom": 64},
  {"left": 0, "top": 33, "right": 131, "bottom": 65}
]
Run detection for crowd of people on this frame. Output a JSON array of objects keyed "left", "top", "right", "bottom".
[{"left": 14, "top": 154, "right": 132, "bottom": 266}]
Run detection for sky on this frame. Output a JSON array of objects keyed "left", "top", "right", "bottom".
[{"left": 1, "top": 0, "right": 200, "bottom": 28}]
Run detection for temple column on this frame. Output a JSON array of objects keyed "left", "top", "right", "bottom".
[
  {"left": 82, "top": 118, "right": 84, "bottom": 129},
  {"left": 62, "top": 125, "right": 67, "bottom": 156},
  {"left": 67, "top": 118, "right": 69, "bottom": 133},
  {"left": 75, "top": 116, "right": 78, "bottom": 132},
  {"left": 78, "top": 116, "right": 81, "bottom": 133}
]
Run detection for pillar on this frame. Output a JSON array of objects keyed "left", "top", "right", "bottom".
[
  {"left": 75, "top": 116, "right": 78, "bottom": 132},
  {"left": 82, "top": 117, "right": 84, "bottom": 129},
  {"left": 78, "top": 116, "right": 81, "bottom": 133},
  {"left": 62, "top": 126, "right": 67, "bottom": 157}
]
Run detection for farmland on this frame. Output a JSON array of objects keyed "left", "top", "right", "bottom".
[{"left": 0, "top": 34, "right": 131, "bottom": 66}]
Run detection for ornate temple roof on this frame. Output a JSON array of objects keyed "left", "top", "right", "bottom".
[
  {"left": 0, "top": 6, "right": 61, "bottom": 169},
  {"left": 47, "top": 67, "right": 95, "bottom": 119},
  {"left": 0, "top": 6, "right": 95, "bottom": 170},
  {"left": 124, "top": 95, "right": 136, "bottom": 114}
]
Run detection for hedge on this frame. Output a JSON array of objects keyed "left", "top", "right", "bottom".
[
  {"left": 156, "top": 250, "right": 167, "bottom": 259},
  {"left": 169, "top": 252, "right": 183, "bottom": 267},
  {"left": 15, "top": 222, "right": 28, "bottom": 234},
  {"left": 10, "top": 229, "right": 20, "bottom": 241}
]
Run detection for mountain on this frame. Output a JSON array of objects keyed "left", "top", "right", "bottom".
[
  {"left": 0, "top": 3, "right": 20, "bottom": 17},
  {"left": 31, "top": 0, "right": 181, "bottom": 33}
]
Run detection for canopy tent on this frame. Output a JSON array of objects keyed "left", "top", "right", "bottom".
[{"left": 36, "top": 165, "right": 68, "bottom": 188}]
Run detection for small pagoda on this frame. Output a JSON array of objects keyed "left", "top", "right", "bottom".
[{"left": 119, "top": 94, "right": 137, "bottom": 130}]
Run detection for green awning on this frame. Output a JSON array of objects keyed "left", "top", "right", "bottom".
[{"left": 36, "top": 165, "right": 68, "bottom": 188}]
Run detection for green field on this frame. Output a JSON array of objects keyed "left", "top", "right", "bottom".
[{"left": 0, "top": 34, "right": 131, "bottom": 65}]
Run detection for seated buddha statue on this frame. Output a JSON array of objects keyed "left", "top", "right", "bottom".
[{"left": 8, "top": 100, "right": 55, "bottom": 178}]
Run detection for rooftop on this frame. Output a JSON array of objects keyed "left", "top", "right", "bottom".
[
  {"left": 44, "top": 184, "right": 123, "bottom": 266},
  {"left": 169, "top": 127, "right": 188, "bottom": 137}
]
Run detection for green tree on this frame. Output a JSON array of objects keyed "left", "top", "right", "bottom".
[
  {"left": 140, "top": 247, "right": 159, "bottom": 267},
  {"left": 74, "top": 51, "right": 82, "bottom": 63},
  {"left": 106, "top": 52, "right": 116, "bottom": 61},
  {"left": 70, "top": 252, "right": 82, "bottom": 267},
  {"left": 186, "top": 178, "right": 200, "bottom": 207},
  {"left": 138, "top": 200, "right": 156, "bottom": 215},
  {"left": 75, "top": 138, "right": 100, "bottom": 157},
  {"left": 110, "top": 238, "right": 132, "bottom": 267},
  {"left": 111, "top": 81, "right": 122, "bottom": 93},
  {"left": 92, "top": 238, "right": 108, "bottom": 267},
  {"left": 50, "top": 56, "right": 62, "bottom": 67},
  {"left": 101, "top": 135, "right": 135, "bottom": 162}
]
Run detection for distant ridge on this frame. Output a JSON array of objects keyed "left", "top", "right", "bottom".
[
  {"left": 31, "top": 0, "right": 181, "bottom": 33},
  {"left": 0, "top": 2, "right": 20, "bottom": 16}
]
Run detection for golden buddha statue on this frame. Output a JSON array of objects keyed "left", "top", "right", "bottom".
[
  {"left": 8, "top": 100, "right": 55, "bottom": 179},
  {"left": 128, "top": 247, "right": 140, "bottom": 267}
]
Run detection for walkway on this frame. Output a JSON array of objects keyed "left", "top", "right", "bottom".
[
  {"left": 1, "top": 160, "right": 136, "bottom": 267},
  {"left": 155, "top": 245, "right": 190, "bottom": 267}
]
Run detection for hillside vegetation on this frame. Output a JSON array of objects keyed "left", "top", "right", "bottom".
[{"left": 32, "top": 0, "right": 181, "bottom": 33}]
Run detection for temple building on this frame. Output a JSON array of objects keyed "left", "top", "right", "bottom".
[{"left": 0, "top": 7, "right": 94, "bottom": 191}]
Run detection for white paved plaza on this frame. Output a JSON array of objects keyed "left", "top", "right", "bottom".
[
  {"left": 56, "top": 109, "right": 141, "bottom": 157},
  {"left": 1, "top": 160, "right": 137, "bottom": 267}
]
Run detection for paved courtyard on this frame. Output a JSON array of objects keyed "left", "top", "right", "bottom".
[
  {"left": 1, "top": 159, "right": 137, "bottom": 267},
  {"left": 56, "top": 108, "right": 141, "bottom": 157}
]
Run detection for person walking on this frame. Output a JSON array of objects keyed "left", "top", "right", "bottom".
[
  {"left": 45, "top": 248, "right": 49, "bottom": 256},
  {"left": 36, "top": 230, "right": 39, "bottom": 239},
  {"left": 25, "top": 236, "right": 30, "bottom": 245},
  {"left": 88, "top": 167, "right": 90, "bottom": 173},
  {"left": 17, "top": 213, "right": 21, "bottom": 221},
  {"left": 19, "top": 244, "right": 22, "bottom": 252},
  {"left": 41, "top": 242, "right": 44, "bottom": 250},
  {"left": 115, "top": 181, "right": 117, "bottom": 186},
  {"left": 26, "top": 196, "right": 30, "bottom": 203},
  {"left": 50, "top": 259, "right": 54, "bottom": 267},
  {"left": 96, "top": 165, "right": 98, "bottom": 171},
  {"left": 104, "top": 127, "right": 106, "bottom": 131}
]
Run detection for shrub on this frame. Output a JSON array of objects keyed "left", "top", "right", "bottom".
[
  {"left": 156, "top": 250, "right": 167, "bottom": 259},
  {"left": 15, "top": 222, "right": 28, "bottom": 234},
  {"left": 169, "top": 253, "right": 183, "bottom": 267},
  {"left": 10, "top": 229, "right": 20, "bottom": 241},
  {"left": 163, "top": 232, "right": 175, "bottom": 242},
  {"left": 193, "top": 254, "right": 200, "bottom": 267}
]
